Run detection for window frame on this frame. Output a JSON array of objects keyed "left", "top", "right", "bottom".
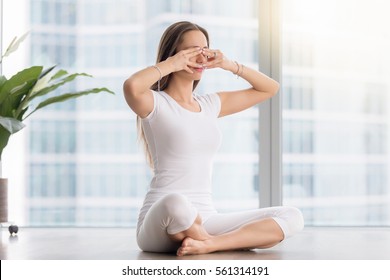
[{"left": 258, "top": 0, "right": 282, "bottom": 207}]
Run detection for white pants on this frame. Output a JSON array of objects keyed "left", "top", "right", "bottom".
[{"left": 136, "top": 193, "right": 304, "bottom": 253}]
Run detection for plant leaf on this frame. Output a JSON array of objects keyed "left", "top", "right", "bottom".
[
  {"left": 0, "top": 66, "right": 42, "bottom": 99},
  {"left": 50, "top": 69, "right": 68, "bottom": 81},
  {"left": 1, "top": 31, "right": 30, "bottom": 59},
  {"left": 0, "top": 66, "right": 43, "bottom": 116},
  {"left": 0, "top": 116, "right": 26, "bottom": 134},
  {"left": 0, "top": 126, "right": 11, "bottom": 160},
  {"left": 1, "top": 37, "right": 17, "bottom": 62},
  {"left": 0, "top": 75, "right": 7, "bottom": 89},
  {"left": 39, "top": 65, "right": 57, "bottom": 79},
  {"left": 30, "top": 66, "right": 57, "bottom": 96},
  {"left": 25, "top": 87, "right": 114, "bottom": 119},
  {"left": 29, "top": 72, "right": 93, "bottom": 101}
]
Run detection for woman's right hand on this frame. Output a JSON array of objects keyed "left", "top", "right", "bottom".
[
  {"left": 166, "top": 47, "right": 204, "bottom": 74},
  {"left": 124, "top": 48, "right": 203, "bottom": 118}
]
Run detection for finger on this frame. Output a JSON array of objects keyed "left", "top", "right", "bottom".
[
  {"left": 187, "top": 61, "right": 204, "bottom": 68},
  {"left": 204, "top": 56, "right": 224, "bottom": 69},
  {"left": 175, "top": 47, "right": 201, "bottom": 61},
  {"left": 203, "top": 62, "right": 217, "bottom": 69},
  {"left": 183, "top": 47, "right": 203, "bottom": 56},
  {"left": 202, "top": 48, "right": 219, "bottom": 59},
  {"left": 184, "top": 66, "right": 194, "bottom": 74}
]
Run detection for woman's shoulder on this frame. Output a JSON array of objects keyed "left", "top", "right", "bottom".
[
  {"left": 141, "top": 90, "right": 168, "bottom": 121},
  {"left": 150, "top": 90, "right": 171, "bottom": 105}
]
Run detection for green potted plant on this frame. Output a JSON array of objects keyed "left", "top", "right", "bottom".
[{"left": 0, "top": 33, "right": 114, "bottom": 225}]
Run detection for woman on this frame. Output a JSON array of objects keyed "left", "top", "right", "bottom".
[{"left": 123, "top": 21, "right": 304, "bottom": 256}]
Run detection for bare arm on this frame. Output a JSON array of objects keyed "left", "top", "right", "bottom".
[
  {"left": 202, "top": 49, "right": 280, "bottom": 118},
  {"left": 123, "top": 47, "right": 203, "bottom": 118}
]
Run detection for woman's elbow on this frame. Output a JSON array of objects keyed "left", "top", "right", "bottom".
[
  {"left": 123, "top": 77, "right": 138, "bottom": 98},
  {"left": 270, "top": 81, "right": 280, "bottom": 97},
  {"left": 260, "top": 82, "right": 279, "bottom": 99},
  {"left": 123, "top": 78, "right": 132, "bottom": 94}
]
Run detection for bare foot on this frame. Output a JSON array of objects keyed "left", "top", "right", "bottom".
[
  {"left": 169, "top": 215, "right": 212, "bottom": 242},
  {"left": 177, "top": 237, "right": 213, "bottom": 256}
]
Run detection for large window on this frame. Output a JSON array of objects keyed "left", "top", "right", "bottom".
[
  {"left": 3, "top": 0, "right": 389, "bottom": 227},
  {"left": 281, "top": 0, "right": 390, "bottom": 226},
  {"left": 2, "top": 0, "right": 259, "bottom": 226}
]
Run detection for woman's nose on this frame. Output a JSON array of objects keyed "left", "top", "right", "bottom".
[{"left": 196, "top": 53, "right": 207, "bottom": 63}]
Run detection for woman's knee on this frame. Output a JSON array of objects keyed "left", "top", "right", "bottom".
[
  {"left": 158, "top": 193, "right": 197, "bottom": 233},
  {"left": 159, "top": 193, "right": 191, "bottom": 215},
  {"left": 280, "top": 206, "right": 304, "bottom": 236}
]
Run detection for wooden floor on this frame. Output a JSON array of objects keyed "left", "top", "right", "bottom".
[{"left": 1, "top": 227, "right": 390, "bottom": 260}]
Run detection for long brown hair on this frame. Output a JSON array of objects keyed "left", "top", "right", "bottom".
[{"left": 138, "top": 21, "right": 209, "bottom": 170}]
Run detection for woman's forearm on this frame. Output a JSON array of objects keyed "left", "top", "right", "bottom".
[
  {"left": 123, "top": 60, "right": 174, "bottom": 97},
  {"left": 201, "top": 48, "right": 279, "bottom": 96},
  {"left": 224, "top": 60, "right": 279, "bottom": 96}
]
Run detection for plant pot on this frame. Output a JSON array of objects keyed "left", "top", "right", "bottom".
[{"left": 0, "top": 178, "right": 8, "bottom": 223}]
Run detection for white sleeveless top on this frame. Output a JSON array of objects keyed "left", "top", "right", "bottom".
[{"left": 137, "top": 90, "right": 222, "bottom": 231}]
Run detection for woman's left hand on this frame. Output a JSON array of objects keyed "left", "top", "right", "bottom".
[{"left": 201, "top": 48, "right": 236, "bottom": 73}]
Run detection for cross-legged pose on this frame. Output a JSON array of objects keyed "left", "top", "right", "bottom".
[{"left": 123, "top": 21, "right": 304, "bottom": 256}]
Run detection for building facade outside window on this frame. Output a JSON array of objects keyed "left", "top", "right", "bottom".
[
  {"left": 2, "top": 0, "right": 389, "bottom": 227},
  {"left": 2, "top": 0, "right": 259, "bottom": 226},
  {"left": 282, "top": 0, "right": 390, "bottom": 226}
]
